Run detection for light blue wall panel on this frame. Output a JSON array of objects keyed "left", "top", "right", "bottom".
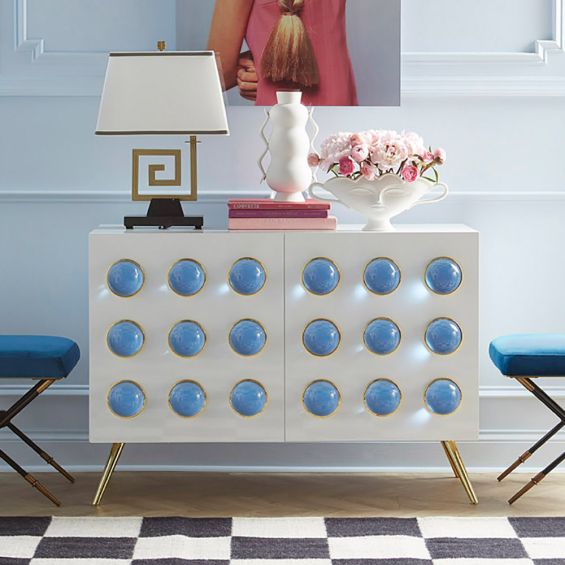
[
  {"left": 27, "top": 0, "right": 176, "bottom": 52},
  {"left": 1, "top": 0, "right": 564, "bottom": 472},
  {"left": 403, "top": 0, "right": 554, "bottom": 52}
]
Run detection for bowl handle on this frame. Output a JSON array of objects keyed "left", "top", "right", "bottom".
[
  {"left": 308, "top": 182, "right": 340, "bottom": 203},
  {"left": 413, "top": 181, "right": 449, "bottom": 207}
]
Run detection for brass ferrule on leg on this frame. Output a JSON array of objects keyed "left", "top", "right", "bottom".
[
  {"left": 36, "top": 379, "right": 57, "bottom": 394},
  {"left": 516, "top": 376, "right": 535, "bottom": 391},
  {"left": 509, "top": 471, "right": 546, "bottom": 505},
  {"left": 24, "top": 473, "right": 61, "bottom": 507},
  {"left": 42, "top": 454, "right": 75, "bottom": 483},
  {"left": 498, "top": 451, "right": 532, "bottom": 482}
]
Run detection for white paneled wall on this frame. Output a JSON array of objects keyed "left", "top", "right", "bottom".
[
  {"left": 26, "top": 0, "right": 176, "bottom": 52},
  {"left": 0, "top": 0, "right": 564, "bottom": 472},
  {"left": 402, "top": 0, "right": 554, "bottom": 52}
]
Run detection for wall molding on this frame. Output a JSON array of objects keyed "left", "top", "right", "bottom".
[
  {"left": 1, "top": 0, "right": 564, "bottom": 97},
  {"left": 403, "top": 0, "right": 564, "bottom": 67},
  {"left": 402, "top": 76, "right": 565, "bottom": 98},
  {"left": 1, "top": 429, "right": 563, "bottom": 474},
  {"left": 0, "top": 383, "right": 88, "bottom": 396},
  {"left": 0, "top": 190, "right": 269, "bottom": 204},
  {"left": 402, "top": 0, "right": 565, "bottom": 97},
  {"left": 2, "top": 190, "right": 565, "bottom": 204}
]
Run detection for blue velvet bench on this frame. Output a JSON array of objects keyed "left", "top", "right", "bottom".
[
  {"left": 0, "top": 335, "right": 80, "bottom": 506},
  {"left": 490, "top": 334, "right": 565, "bottom": 504}
]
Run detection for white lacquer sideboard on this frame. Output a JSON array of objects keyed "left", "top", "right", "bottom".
[{"left": 89, "top": 225, "right": 479, "bottom": 504}]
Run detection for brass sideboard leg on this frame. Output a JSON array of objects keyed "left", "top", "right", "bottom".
[
  {"left": 441, "top": 440, "right": 460, "bottom": 479},
  {"left": 92, "top": 442, "right": 125, "bottom": 506},
  {"left": 441, "top": 440, "right": 478, "bottom": 505}
]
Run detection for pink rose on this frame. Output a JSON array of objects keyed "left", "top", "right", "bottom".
[
  {"left": 403, "top": 131, "right": 426, "bottom": 156},
  {"left": 433, "top": 148, "right": 446, "bottom": 164},
  {"left": 371, "top": 137, "right": 408, "bottom": 170},
  {"left": 350, "top": 132, "right": 374, "bottom": 147},
  {"left": 351, "top": 143, "right": 369, "bottom": 163},
  {"left": 361, "top": 161, "right": 377, "bottom": 181},
  {"left": 350, "top": 133, "right": 365, "bottom": 146},
  {"left": 364, "top": 130, "right": 383, "bottom": 145},
  {"left": 338, "top": 156, "right": 355, "bottom": 176},
  {"left": 401, "top": 164, "right": 419, "bottom": 183},
  {"left": 422, "top": 151, "right": 435, "bottom": 164},
  {"left": 308, "top": 153, "right": 321, "bottom": 167}
]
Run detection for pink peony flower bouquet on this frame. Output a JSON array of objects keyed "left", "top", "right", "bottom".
[{"left": 309, "top": 130, "right": 446, "bottom": 184}]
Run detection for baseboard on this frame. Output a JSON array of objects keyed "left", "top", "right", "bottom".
[
  {"left": 1, "top": 190, "right": 565, "bottom": 204},
  {"left": 0, "top": 464, "right": 563, "bottom": 474},
  {"left": 1, "top": 434, "right": 563, "bottom": 474}
]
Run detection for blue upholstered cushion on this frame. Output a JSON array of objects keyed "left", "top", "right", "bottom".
[
  {"left": 489, "top": 334, "right": 565, "bottom": 377},
  {"left": 0, "top": 336, "right": 80, "bottom": 379}
]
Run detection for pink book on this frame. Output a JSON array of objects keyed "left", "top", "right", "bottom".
[
  {"left": 228, "top": 216, "right": 337, "bottom": 231},
  {"left": 229, "top": 209, "right": 328, "bottom": 219},
  {"left": 228, "top": 199, "right": 330, "bottom": 211}
]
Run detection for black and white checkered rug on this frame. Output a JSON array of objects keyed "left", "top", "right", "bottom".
[{"left": 0, "top": 516, "right": 564, "bottom": 564}]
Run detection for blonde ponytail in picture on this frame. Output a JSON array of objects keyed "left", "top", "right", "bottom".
[{"left": 261, "top": 0, "right": 320, "bottom": 88}]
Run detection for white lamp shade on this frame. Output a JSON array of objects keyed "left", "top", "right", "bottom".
[{"left": 96, "top": 51, "right": 229, "bottom": 136}]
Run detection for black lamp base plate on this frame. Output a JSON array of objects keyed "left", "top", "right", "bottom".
[
  {"left": 124, "top": 198, "right": 203, "bottom": 230},
  {"left": 124, "top": 216, "right": 203, "bottom": 230}
]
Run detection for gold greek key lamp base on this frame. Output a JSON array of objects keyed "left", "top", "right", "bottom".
[
  {"left": 92, "top": 440, "right": 478, "bottom": 506},
  {"left": 95, "top": 41, "right": 230, "bottom": 231},
  {"left": 124, "top": 137, "right": 203, "bottom": 230}
]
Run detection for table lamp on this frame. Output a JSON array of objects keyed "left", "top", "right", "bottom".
[{"left": 96, "top": 44, "right": 229, "bottom": 229}]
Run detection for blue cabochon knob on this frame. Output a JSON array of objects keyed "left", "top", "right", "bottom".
[
  {"left": 107, "top": 260, "right": 144, "bottom": 297},
  {"left": 425, "top": 318, "right": 462, "bottom": 355},
  {"left": 229, "top": 258, "right": 266, "bottom": 295},
  {"left": 425, "top": 379, "right": 462, "bottom": 415},
  {"left": 364, "top": 258, "right": 401, "bottom": 295},
  {"left": 303, "top": 380, "right": 340, "bottom": 417},
  {"left": 169, "top": 321, "right": 206, "bottom": 357},
  {"left": 303, "top": 319, "right": 341, "bottom": 356},
  {"left": 364, "top": 318, "right": 401, "bottom": 355},
  {"left": 108, "top": 381, "right": 145, "bottom": 418},
  {"left": 230, "top": 380, "right": 267, "bottom": 417},
  {"left": 365, "top": 380, "right": 401, "bottom": 416},
  {"left": 230, "top": 319, "right": 267, "bottom": 356},
  {"left": 169, "top": 381, "right": 206, "bottom": 417},
  {"left": 302, "top": 258, "right": 340, "bottom": 295},
  {"left": 425, "top": 258, "right": 462, "bottom": 295},
  {"left": 107, "top": 320, "right": 144, "bottom": 357},
  {"left": 169, "top": 259, "right": 206, "bottom": 296}
]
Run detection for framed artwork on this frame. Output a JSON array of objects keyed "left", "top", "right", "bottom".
[{"left": 177, "top": 0, "right": 401, "bottom": 107}]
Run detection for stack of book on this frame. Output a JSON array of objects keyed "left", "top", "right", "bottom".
[{"left": 228, "top": 199, "right": 336, "bottom": 230}]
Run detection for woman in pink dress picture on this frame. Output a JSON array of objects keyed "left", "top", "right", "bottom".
[{"left": 208, "top": 0, "right": 358, "bottom": 106}]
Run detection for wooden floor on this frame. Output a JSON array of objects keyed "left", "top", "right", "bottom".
[{"left": 1, "top": 472, "right": 564, "bottom": 517}]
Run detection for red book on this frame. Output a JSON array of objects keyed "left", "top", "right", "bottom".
[
  {"left": 229, "top": 216, "right": 337, "bottom": 231},
  {"left": 228, "top": 199, "right": 330, "bottom": 211},
  {"left": 229, "top": 209, "right": 328, "bottom": 219}
]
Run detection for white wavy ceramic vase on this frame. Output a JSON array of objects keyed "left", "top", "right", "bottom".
[
  {"left": 258, "top": 91, "right": 314, "bottom": 203},
  {"left": 309, "top": 173, "right": 449, "bottom": 232}
]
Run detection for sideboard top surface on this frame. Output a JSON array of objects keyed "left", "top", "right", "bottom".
[{"left": 91, "top": 224, "right": 478, "bottom": 236}]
